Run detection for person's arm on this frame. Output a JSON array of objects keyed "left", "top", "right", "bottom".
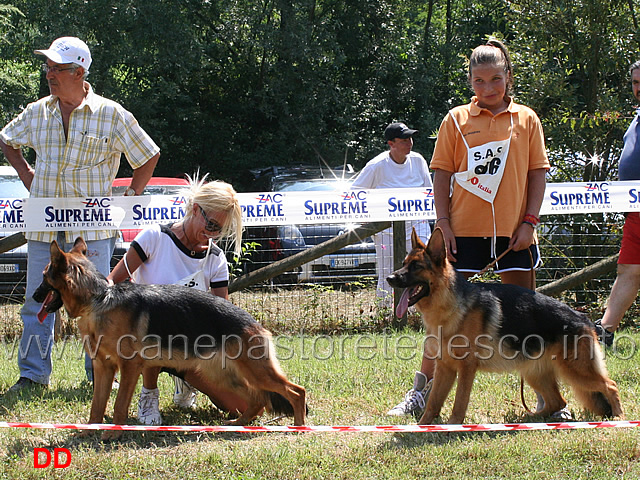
[
  {"left": 0, "top": 139, "right": 34, "bottom": 191},
  {"left": 107, "top": 248, "right": 143, "bottom": 285},
  {"left": 351, "top": 162, "right": 376, "bottom": 189},
  {"left": 508, "top": 168, "right": 547, "bottom": 251},
  {"left": 433, "top": 168, "right": 457, "bottom": 262},
  {"left": 211, "top": 286, "right": 229, "bottom": 300},
  {"left": 127, "top": 152, "right": 160, "bottom": 195}
]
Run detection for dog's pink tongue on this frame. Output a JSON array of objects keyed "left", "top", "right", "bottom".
[
  {"left": 36, "top": 305, "right": 48, "bottom": 323},
  {"left": 396, "top": 288, "right": 411, "bottom": 318},
  {"left": 36, "top": 291, "right": 54, "bottom": 323}
]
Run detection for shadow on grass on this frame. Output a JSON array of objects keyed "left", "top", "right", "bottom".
[
  {"left": 0, "top": 380, "right": 94, "bottom": 411},
  {"left": 379, "top": 407, "right": 607, "bottom": 450},
  {"left": 0, "top": 383, "right": 295, "bottom": 453}
]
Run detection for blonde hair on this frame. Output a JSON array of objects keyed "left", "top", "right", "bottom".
[
  {"left": 468, "top": 38, "right": 514, "bottom": 96},
  {"left": 182, "top": 172, "right": 243, "bottom": 256}
]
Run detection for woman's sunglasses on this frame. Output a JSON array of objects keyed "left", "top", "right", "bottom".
[{"left": 198, "top": 205, "right": 223, "bottom": 233}]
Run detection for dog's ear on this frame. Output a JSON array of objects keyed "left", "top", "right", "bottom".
[
  {"left": 411, "top": 227, "right": 426, "bottom": 250},
  {"left": 71, "top": 237, "right": 87, "bottom": 256},
  {"left": 49, "top": 240, "right": 68, "bottom": 271},
  {"left": 425, "top": 227, "right": 447, "bottom": 266}
]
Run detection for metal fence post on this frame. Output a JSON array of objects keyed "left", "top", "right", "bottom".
[{"left": 392, "top": 221, "right": 407, "bottom": 328}]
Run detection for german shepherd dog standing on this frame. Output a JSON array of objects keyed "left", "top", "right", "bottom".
[
  {"left": 387, "top": 227, "right": 622, "bottom": 425},
  {"left": 33, "top": 238, "right": 306, "bottom": 440}
]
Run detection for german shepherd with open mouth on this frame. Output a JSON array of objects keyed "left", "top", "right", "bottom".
[
  {"left": 387, "top": 227, "right": 622, "bottom": 425},
  {"left": 33, "top": 238, "right": 306, "bottom": 440}
]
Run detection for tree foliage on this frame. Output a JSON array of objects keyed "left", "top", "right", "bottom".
[{"left": 0, "top": 0, "right": 638, "bottom": 190}]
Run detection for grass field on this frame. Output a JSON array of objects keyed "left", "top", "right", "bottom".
[{"left": 0, "top": 298, "right": 639, "bottom": 479}]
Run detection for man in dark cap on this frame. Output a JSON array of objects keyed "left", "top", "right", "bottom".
[{"left": 352, "top": 122, "right": 432, "bottom": 306}]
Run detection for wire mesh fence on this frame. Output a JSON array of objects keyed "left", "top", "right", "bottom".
[
  {"left": 1, "top": 213, "right": 636, "bottom": 336},
  {"left": 227, "top": 213, "right": 635, "bottom": 334}
]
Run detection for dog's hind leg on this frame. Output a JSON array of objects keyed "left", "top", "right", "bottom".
[
  {"left": 233, "top": 359, "right": 307, "bottom": 425},
  {"left": 558, "top": 349, "right": 623, "bottom": 417},
  {"left": 522, "top": 369, "right": 566, "bottom": 417}
]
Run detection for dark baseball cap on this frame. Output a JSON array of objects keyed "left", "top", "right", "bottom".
[{"left": 384, "top": 122, "right": 418, "bottom": 141}]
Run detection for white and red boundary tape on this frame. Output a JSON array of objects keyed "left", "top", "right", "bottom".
[{"left": 1, "top": 420, "right": 639, "bottom": 434}]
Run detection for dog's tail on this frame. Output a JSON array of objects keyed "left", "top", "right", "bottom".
[
  {"left": 588, "top": 392, "right": 613, "bottom": 417},
  {"left": 267, "top": 392, "right": 309, "bottom": 417},
  {"left": 565, "top": 335, "right": 622, "bottom": 418},
  {"left": 572, "top": 385, "right": 620, "bottom": 417},
  {"left": 268, "top": 392, "right": 295, "bottom": 416}
]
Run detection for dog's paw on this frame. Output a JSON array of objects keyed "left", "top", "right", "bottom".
[
  {"left": 223, "top": 418, "right": 247, "bottom": 426},
  {"left": 417, "top": 415, "right": 436, "bottom": 425},
  {"left": 74, "top": 429, "right": 95, "bottom": 439},
  {"left": 447, "top": 416, "right": 465, "bottom": 425},
  {"left": 100, "top": 430, "right": 123, "bottom": 442}
]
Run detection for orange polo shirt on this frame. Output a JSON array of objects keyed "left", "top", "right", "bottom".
[{"left": 430, "top": 97, "right": 550, "bottom": 238}]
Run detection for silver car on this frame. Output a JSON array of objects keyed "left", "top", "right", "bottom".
[{"left": 243, "top": 165, "right": 377, "bottom": 285}]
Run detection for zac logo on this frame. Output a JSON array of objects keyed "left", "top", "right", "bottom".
[{"left": 256, "top": 193, "right": 283, "bottom": 203}]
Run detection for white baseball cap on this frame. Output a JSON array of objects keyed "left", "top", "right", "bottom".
[{"left": 34, "top": 37, "right": 92, "bottom": 71}]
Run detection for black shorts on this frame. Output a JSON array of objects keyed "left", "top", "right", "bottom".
[{"left": 453, "top": 237, "right": 541, "bottom": 273}]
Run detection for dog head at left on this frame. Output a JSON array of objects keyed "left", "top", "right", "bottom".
[
  {"left": 33, "top": 237, "right": 90, "bottom": 322},
  {"left": 386, "top": 227, "right": 450, "bottom": 317}
]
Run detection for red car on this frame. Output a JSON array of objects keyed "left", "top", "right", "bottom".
[
  {"left": 0, "top": 175, "right": 189, "bottom": 301},
  {"left": 111, "top": 176, "right": 189, "bottom": 265}
]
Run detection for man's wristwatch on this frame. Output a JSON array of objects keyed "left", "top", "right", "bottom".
[{"left": 124, "top": 187, "right": 136, "bottom": 196}]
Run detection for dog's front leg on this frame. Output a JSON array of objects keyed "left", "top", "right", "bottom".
[
  {"left": 418, "top": 362, "right": 456, "bottom": 425},
  {"left": 447, "top": 363, "right": 477, "bottom": 424},
  {"left": 81, "top": 358, "right": 116, "bottom": 437},
  {"left": 102, "top": 359, "right": 143, "bottom": 441}
]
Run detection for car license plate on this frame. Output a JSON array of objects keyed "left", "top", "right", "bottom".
[
  {"left": 331, "top": 258, "right": 358, "bottom": 268},
  {"left": 0, "top": 264, "right": 19, "bottom": 273}
]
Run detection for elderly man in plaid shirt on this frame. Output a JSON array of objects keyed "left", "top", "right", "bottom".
[{"left": 0, "top": 37, "right": 160, "bottom": 392}]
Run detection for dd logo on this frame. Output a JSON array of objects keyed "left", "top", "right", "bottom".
[{"left": 33, "top": 448, "right": 71, "bottom": 469}]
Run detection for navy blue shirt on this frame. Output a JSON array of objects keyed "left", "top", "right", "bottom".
[{"left": 619, "top": 111, "right": 640, "bottom": 181}]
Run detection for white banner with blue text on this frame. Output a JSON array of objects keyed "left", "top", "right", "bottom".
[{"left": 0, "top": 181, "right": 637, "bottom": 234}]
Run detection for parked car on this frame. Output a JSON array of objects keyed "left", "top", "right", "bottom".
[
  {"left": 110, "top": 177, "right": 190, "bottom": 267},
  {"left": 0, "top": 174, "right": 189, "bottom": 302},
  {"left": 0, "top": 166, "right": 29, "bottom": 301},
  {"left": 240, "top": 165, "right": 377, "bottom": 285}
]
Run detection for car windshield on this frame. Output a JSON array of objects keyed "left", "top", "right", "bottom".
[
  {"left": 0, "top": 175, "right": 29, "bottom": 198},
  {"left": 274, "top": 179, "right": 352, "bottom": 192},
  {"left": 112, "top": 184, "right": 186, "bottom": 195}
]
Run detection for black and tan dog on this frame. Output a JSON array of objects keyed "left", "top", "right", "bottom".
[
  {"left": 387, "top": 227, "right": 622, "bottom": 425},
  {"left": 34, "top": 238, "right": 306, "bottom": 440}
]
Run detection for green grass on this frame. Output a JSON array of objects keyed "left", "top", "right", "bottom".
[{"left": 0, "top": 325, "right": 639, "bottom": 479}]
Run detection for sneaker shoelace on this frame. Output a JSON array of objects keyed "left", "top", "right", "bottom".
[
  {"left": 139, "top": 392, "right": 159, "bottom": 417},
  {"left": 403, "top": 388, "right": 426, "bottom": 412}
]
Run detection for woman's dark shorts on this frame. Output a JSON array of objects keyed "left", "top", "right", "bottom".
[{"left": 453, "top": 236, "right": 541, "bottom": 273}]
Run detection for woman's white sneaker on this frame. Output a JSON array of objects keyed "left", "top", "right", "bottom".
[
  {"left": 173, "top": 376, "right": 198, "bottom": 409},
  {"left": 137, "top": 387, "right": 162, "bottom": 425}
]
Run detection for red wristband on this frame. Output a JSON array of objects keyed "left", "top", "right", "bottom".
[{"left": 523, "top": 213, "right": 540, "bottom": 227}]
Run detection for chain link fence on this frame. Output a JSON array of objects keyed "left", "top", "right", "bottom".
[
  {"left": 1, "top": 213, "right": 636, "bottom": 336},
  {"left": 227, "top": 213, "right": 638, "bottom": 335}
]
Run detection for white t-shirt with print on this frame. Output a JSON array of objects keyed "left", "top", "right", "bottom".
[{"left": 130, "top": 223, "right": 229, "bottom": 289}]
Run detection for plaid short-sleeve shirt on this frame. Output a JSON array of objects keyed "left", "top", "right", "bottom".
[{"left": 0, "top": 83, "right": 160, "bottom": 242}]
